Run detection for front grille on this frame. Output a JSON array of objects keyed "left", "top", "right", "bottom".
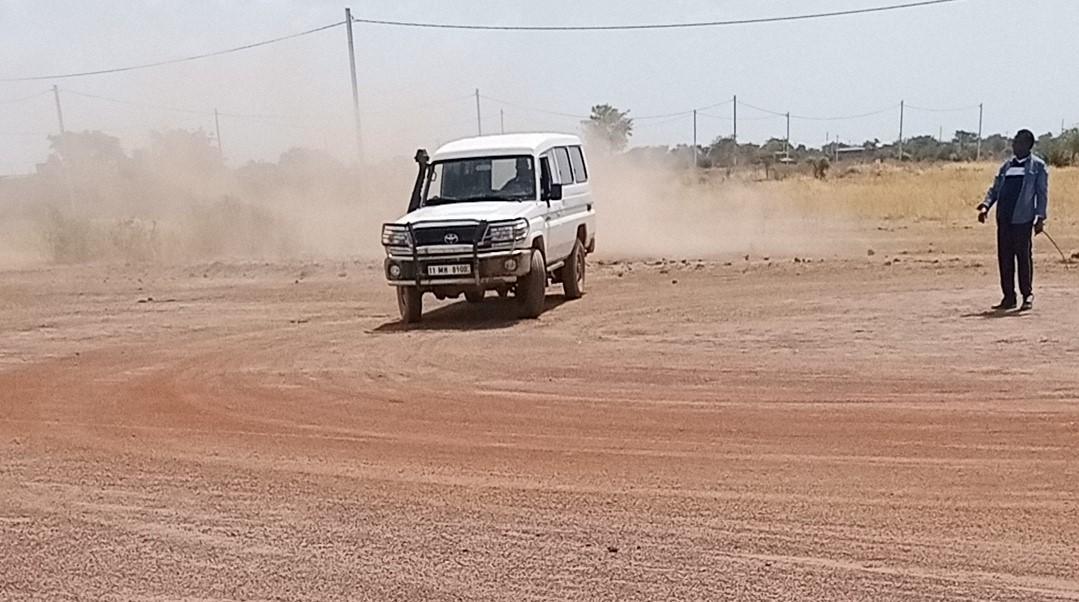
[{"left": 413, "top": 224, "right": 485, "bottom": 246}]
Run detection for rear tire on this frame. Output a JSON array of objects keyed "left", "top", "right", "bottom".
[
  {"left": 396, "top": 287, "right": 423, "bottom": 324},
  {"left": 562, "top": 240, "right": 586, "bottom": 300},
  {"left": 465, "top": 290, "right": 485, "bottom": 304},
  {"left": 516, "top": 250, "right": 547, "bottom": 319}
]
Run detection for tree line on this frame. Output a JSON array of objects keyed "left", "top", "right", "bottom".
[{"left": 582, "top": 103, "right": 1079, "bottom": 168}]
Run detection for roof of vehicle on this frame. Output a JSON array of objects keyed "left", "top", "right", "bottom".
[{"left": 432, "top": 133, "right": 582, "bottom": 161}]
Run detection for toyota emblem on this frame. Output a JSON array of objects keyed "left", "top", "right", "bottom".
[{"left": 444, "top": 233, "right": 460, "bottom": 244}]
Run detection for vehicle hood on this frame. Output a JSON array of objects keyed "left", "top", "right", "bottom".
[{"left": 394, "top": 201, "right": 537, "bottom": 225}]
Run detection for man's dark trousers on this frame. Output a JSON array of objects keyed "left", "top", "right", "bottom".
[{"left": 997, "top": 222, "right": 1034, "bottom": 301}]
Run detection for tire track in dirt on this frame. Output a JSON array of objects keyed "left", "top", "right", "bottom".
[{"left": 2, "top": 259, "right": 1078, "bottom": 600}]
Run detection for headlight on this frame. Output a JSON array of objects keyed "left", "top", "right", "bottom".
[
  {"left": 486, "top": 218, "right": 529, "bottom": 243},
  {"left": 382, "top": 224, "right": 411, "bottom": 247}
]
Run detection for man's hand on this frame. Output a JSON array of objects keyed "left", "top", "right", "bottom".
[
  {"left": 1034, "top": 219, "right": 1045, "bottom": 235},
  {"left": 977, "top": 204, "right": 989, "bottom": 224}
]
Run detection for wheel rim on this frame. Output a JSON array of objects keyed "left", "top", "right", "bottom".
[{"left": 576, "top": 252, "right": 585, "bottom": 286}]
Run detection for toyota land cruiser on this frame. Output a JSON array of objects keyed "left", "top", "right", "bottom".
[{"left": 381, "top": 133, "right": 596, "bottom": 323}]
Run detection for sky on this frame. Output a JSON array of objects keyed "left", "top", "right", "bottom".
[{"left": 1, "top": 0, "right": 1078, "bottom": 174}]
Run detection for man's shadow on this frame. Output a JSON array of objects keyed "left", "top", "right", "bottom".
[{"left": 960, "top": 309, "right": 1031, "bottom": 319}]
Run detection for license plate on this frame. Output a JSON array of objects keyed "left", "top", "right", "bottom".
[{"left": 428, "top": 264, "right": 472, "bottom": 276}]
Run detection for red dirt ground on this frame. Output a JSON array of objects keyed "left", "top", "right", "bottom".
[{"left": 2, "top": 223, "right": 1078, "bottom": 601}]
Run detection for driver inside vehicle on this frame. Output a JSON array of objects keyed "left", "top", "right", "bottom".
[{"left": 498, "top": 157, "right": 535, "bottom": 197}]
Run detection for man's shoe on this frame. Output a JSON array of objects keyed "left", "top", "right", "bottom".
[
  {"left": 1019, "top": 296, "right": 1034, "bottom": 311},
  {"left": 992, "top": 298, "right": 1017, "bottom": 311}
]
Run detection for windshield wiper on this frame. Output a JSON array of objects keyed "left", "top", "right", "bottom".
[
  {"left": 462, "top": 195, "right": 521, "bottom": 203},
  {"left": 426, "top": 194, "right": 524, "bottom": 206},
  {"left": 424, "top": 196, "right": 458, "bottom": 206}
]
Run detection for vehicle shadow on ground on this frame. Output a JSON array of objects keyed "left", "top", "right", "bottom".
[{"left": 373, "top": 295, "right": 569, "bottom": 333}]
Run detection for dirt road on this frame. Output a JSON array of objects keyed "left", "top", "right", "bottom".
[{"left": 2, "top": 224, "right": 1078, "bottom": 601}]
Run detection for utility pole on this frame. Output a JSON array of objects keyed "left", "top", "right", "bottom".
[
  {"left": 692, "top": 109, "right": 698, "bottom": 170},
  {"left": 898, "top": 100, "right": 905, "bottom": 162},
  {"left": 834, "top": 134, "right": 840, "bottom": 163},
  {"left": 785, "top": 112, "right": 791, "bottom": 160},
  {"left": 475, "top": 89, "right": 482, "bottom": 136},
  {"left": 500, "top": 109, "right": 505, "bottom": 135},
  {"left": 732, "top": 94, "right": 738, "bottom": 167},
  {"left": 977, "top": 103, "right": 984, "bottom": 161},
  {"left": 344, "top": 8, "right": 363, "bottom": 164},
  {"left": 214, "top": 108, "right": 223, "bottom": 157},
  {"left": 52, "top": 85, "right": 66, "bottom": 135},
  {"left": 52, "top": 84, "right": 75, "bottom": 212}
]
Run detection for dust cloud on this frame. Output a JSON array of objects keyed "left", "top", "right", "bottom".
[
  {"left": 0, "top": 135, "right": 413, "bottom": 268},
  {"left": 591, "top": 156, "right": 859, "bottom": 260},
  {"left": 0, "top": 127, "right": 859, "bottom": 269}
]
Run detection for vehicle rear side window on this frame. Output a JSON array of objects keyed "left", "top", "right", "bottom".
[
  {"left": 568, "top": 146, "right": 588, "bottom": 183},
  {"left": 554, "top": 147, "right": 574, "bottom": 186}
]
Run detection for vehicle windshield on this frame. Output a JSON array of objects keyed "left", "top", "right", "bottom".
[{"left": 423, "top": 155, "right": 536, "bottom": 206}]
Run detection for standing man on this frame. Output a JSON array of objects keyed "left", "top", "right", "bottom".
[{"left": 977, "top": 129, "right": 1049, "bottom": 311}]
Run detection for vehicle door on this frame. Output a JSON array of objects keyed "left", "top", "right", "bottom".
[
  {"left": 563, "top": 145, "right": 593, "bottom": 247},
  {"left": 539, "top": 151, "right": 568, "bottom": 262},
  {"left": 542, "top": 147, "right": 579, "bottom": 262}
]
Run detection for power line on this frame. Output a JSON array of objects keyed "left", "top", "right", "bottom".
[
  {"left": 698, "top": 111, "right": 780, "bottom": 122},
  {"left": 351, "top": 0, "right": 963, "bottom": 31},
  {"left": 365, "top": 93, "right": 474, "bottom": 115},
  {"left": 67, "top": 86, "right": 461, "bottom": 125},
  {"left": 791, "top": 105, "right": 899, "bottom": 121},
  {"left": 738, "top": 101, "right": 788, "bottom": 117},
  {"left": 481, "top": 95, "right": 733, "bottom": 123},
  {"left": 635, "top": 109, "right": 694, "bottom": 121},
  {"left": 695, "top": 99, "right": 734, "bottom": 112},
  {"left": 636, "top": 99, "right": 735, "bottom": 120},
  {"left": 0, "top": 90, "right": 51, "bottom": 104},
  {"left": 740, "top": 100, "right": 899, "bottom": 121},
  {"left": 634, "top": 113, "right": 692, "bottom": 130},
  {"left": 480, "top": 95, "right": 588, "bottom": 119},
  {"left": 905, "top": 103, "right": 981, "bottom": 112},
  {"left": 64, "top": 89, "right": 211, "bottom": 115},
  {"left": 0, "top": 130, "right": 50, "bottom": 137},
  {"left": 61, "top": 88, "right": 330, "bottom": 128},
  {"left": 1, "top": 21, "right": 345, "bottom": 82}
]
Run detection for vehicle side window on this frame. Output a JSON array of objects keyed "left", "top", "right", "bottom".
[
  {"left": 539, "top": 156, "right": 554, "bottom": 192},
  {"left": 541, "top": 151, "right": 561, "bottom": 185},
  {"left": 568, "top": 146, "right": 588, "bottom": 183},
  {"left": 554, "top": 147, "right": 574, "bottom": 185}
]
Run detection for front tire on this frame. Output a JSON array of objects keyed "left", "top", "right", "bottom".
[
  {"left": 465, "top": 290, "right": 485, "bottom": 304},
  {"left": 516, "top": 250, "right": 547, "bottom": 319},
  {"left": 562, "top": 240, "right": 586, "bottom": 300},
  {"left": 396, "top": 287, "right": 423, "bottom": 324}
]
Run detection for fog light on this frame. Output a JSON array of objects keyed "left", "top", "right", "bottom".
[
  {"left": 389, "top": 264, "right": 402, "bottom": 278},
  {"left": 503, "top": 258, "right": 518, "bottom": 272}
]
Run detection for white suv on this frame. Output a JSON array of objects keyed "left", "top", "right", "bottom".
[{"left": 381, "top": 133, "right": 596, "bottom": 323}]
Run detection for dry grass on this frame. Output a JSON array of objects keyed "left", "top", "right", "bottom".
[
  {"left": 597, "top": 159, "right": 1077, "bottom": 260},
  {"left": 763, "top": 163, "right": 1079, "bottom": 223}
]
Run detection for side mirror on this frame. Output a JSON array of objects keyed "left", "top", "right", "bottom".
[{"left": 548, "top": 183, "right": 563, "bottom": 201}]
